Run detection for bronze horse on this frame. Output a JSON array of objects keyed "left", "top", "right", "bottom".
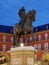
[{"left": 13, "top": 7, "right": 36, "bottom": 44}]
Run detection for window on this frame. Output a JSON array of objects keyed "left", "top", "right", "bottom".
[
  {"left": 20, "top": 38, "right": 23, "bottom": 43},
  {"left": 38, "top": 44, "right": 41, "bottom": 50},
  {"left": 11, "top": 37, "right": 13, "bottom": 43},
  {"left": 34, "top": 44, "right": 37, "bottom": 49},
  {"left": 44, "top": 42, "right": 48, "bottom": 50},
  {"left": 38, "top": 35, "right": 41, "bottom": 41},
  {"left": 34, "top": 36, "right": 37, "bottom": 41},
  {"left": 11, "top": 45, "right": 13, "bottom": 48},
  {"left": 46, "top": 25, "right": 48, "bottom": 29},
  {"left": 25, "top": 38, "right": 28, "bottom": 43},
  {"left": 29, "top": 37, "right": 32, "bottom": 41},
  {"left": 2, "top": 36, "right": 6, "bottom": 42},
  {"left": 13, "top": 30, "right": 15, "bottom": 34},
  {"left": 44, "top": 33, "right": 48, "bottom": 40},
  {"left": 2, "top": 45, "right": 6, "bottom": 52},
  {"left": 34, "top": 54, "right": 37, "bottom": 61},
  {"left": 10, "top": 29, "right": 13, "bottom": 33},
  {"left": 36, "top": 28, "right": 38, "bottom": 32}
]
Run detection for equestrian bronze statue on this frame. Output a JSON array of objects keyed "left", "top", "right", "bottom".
[{"left": 13, "top": 7, "right": 36, "bottom": 45}]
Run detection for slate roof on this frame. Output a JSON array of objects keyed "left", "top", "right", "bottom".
[{"left": 0, "top": 24, "right": 49, "bottom": 34}]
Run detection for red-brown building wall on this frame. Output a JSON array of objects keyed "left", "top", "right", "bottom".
[
  {"left": 19, "top": 30, "right": 49, "bottom": 61},
  {"left": 0, "top": 30, "right": 49, "bottom": 61},
  {"left": 0, "top": 33, "right": 14, "bottom": 51}
]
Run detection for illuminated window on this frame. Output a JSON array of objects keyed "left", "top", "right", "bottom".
[
  {"left": 34, "top": 44, "right": 37, "bottom": 49},
  {"left": 2, "top": 36, "right": 6, "bottom": 42},
  {"left": 38, "top": 44, "right": 41, "bottom": 50},
  {"left": 38, "top": 35, "right": 41, "bottom": 41},
  {"left": 44, "top": 42, "right": 48, "bottom": 50},
  {"left": 2, "top": 45, "right": 6, "bottom": 52},
  {"left": 29, "top": 37, "right": 32, "bottom": 41},
  {"left": 11, "top": 37, "right": 13, "bottom": 43},
  {"left": 44, "top": 33, "right": 48, "bottom": 40}
]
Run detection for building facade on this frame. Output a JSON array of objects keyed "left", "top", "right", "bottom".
[
  {"left": 18, "top": 24, "right": 49, "bottom": 62},
  {"left": 0, "top": 25, "right": 14, "bottom": 52},
  {"left": 28, "top": 24, "right": 49, "bottom": 61},
  {"left": 0, "top": 24, "right": 49, "bottom": 62}
]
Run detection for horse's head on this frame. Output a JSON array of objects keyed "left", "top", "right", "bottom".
[{"left": 27, "top": 10, "right": 36, "bottom": 21}]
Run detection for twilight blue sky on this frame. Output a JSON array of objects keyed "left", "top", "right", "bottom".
[{"left": 0, "top": 0, "right": 49, "bottom": 27}]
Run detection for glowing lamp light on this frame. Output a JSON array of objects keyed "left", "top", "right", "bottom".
[{"left": 20, "top": 43, "right": 24, "bottom": 47}]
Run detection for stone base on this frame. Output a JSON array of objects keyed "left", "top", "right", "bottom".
[{"left": 10, "top": 50, "right": 34, "bottom": 65}]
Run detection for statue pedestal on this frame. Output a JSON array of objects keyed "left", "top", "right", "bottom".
[{"left": 10, "top": 46, "right": 36, "bottom": 65}]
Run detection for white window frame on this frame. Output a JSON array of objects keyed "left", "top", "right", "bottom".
[
  {"left": 2, "top": 45, "right": 6, "bottom": 52},
  {"left": 34, "top": 44, "right": 37, "bottom": 49},
  {"left": 38, "top": 44, "right": 41, "bottom": 50},
  {"left": 11, "top": 37, "right": 13, "bottom": 43},
  {"left": 20, "top": 38, "right": 23, "bottom": 43},
  {"left": 44, "top": 42, "right": 48, "bottom": 50},
  {"left": 38, "top": 35, "right": 41, "bottom": 41},
  {"left": 2, "top": 36, "right": 6, "bottom": 42},
  {"left": 34, "top": 36, "right": 37, "bottom": 41},
  {"left": 44, "top": 33, "right": 48, "bottom": 40},
  {"left": 29, "top": 36, "right": 32, "bottom": 41},
  {"left": 34, "top": 54, "right": 37, "bottom": 61}
]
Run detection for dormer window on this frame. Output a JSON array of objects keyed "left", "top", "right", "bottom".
[
  {"left": 36, "top": 28, "right": 38, "bottom": 32},
  {"left": 46, "top": 25, "right": 48, "bottom": 29},
  {"left": 10, "top": 29, "right": 13, "bottom": 33}
]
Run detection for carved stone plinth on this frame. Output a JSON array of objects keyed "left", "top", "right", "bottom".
[{"left": 10, "top": 46, "right": 36, "bottom": 65}]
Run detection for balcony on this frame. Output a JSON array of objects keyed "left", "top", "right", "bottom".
[{"left": 35, "top": 47, "right": 49, "bottom": 51}]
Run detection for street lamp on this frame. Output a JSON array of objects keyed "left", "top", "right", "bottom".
[{"left": 20, "top": 43, "right": 24, "bottom": 47}]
